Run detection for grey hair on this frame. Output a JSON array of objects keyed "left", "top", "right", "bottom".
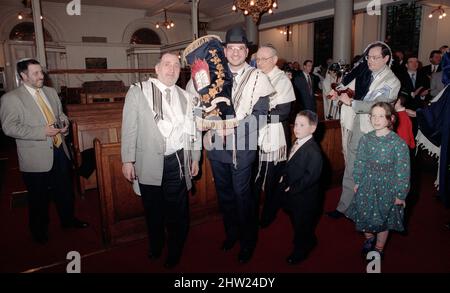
[{"left": 258, "top": 43, "right": 278, "bottom": 57}]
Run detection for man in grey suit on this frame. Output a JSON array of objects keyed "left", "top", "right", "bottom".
[
  {"left": 121, "top": 53, "right": 200, "bottom": 269},
  {"left": 0, "top": 58, "right": 88, "bottom": 244}
]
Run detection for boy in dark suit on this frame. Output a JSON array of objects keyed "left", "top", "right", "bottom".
[{"left": 279, "top": 110, "right": 323, "bottom": 264}]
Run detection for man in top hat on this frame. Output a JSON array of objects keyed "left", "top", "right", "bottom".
[{"left": 200, "top": 26, "right": 274, "bottom": 263}]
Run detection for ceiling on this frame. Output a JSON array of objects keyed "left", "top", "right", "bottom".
[
  {"left": 40, "top": 0, "right": 238, "bottom": 19},
  {"left": 5, "top": 0, "right": 450, "bottom": 30}
]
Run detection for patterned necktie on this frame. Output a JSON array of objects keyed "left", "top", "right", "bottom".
[
  {"left": 411, "top": 73, "right": 416, "bottom": 88},
  {"left": 35, "top": 89, "right": 62, "bottom": 147}
]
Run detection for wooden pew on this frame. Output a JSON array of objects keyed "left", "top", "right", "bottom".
[
  {"left": 94, "top": 140, "right": 147, "bottom": 245},
  {"left": 66, "top": 102, "right": 124, "bottom": 117},
  {"left": 94, "top": 139, "right": 220, "bottom": 246},
  {"left": 72, "top": 118, "right": 122, "bottom": 193}
]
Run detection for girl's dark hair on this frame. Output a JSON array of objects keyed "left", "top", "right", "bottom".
[{"left": 370, "top": 102, "right": 396, "bottom": 130}]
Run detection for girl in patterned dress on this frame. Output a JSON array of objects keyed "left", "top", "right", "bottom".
[{"left": 345, "top": 102, "right": 410, "bottom": 259}]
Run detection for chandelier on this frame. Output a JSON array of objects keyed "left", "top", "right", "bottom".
[
  {"left": 155, "top": 9, "right": 175, "bottom": 29},
  {"left": 17, "top": 0, "right": 43, "bottom": 20},
  {"left": 428, "top": 5, "right": 447, "bottom": 20},
  {"left": 232, "top": 0, "right": 278, "bottom": 23}
]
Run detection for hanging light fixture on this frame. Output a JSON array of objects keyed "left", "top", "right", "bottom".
[
  {"left": 17, "top": 0, "right": 44, "bottom": 20},
  {"left": 232, "top": 0, "right": 278, "bottom": 23},
  {"left": 278, "top": 25, "right": 292, "bottom": 41},
  {"left": 428, "top": 5, "right": 447, "bottom": 20},
  {"left": 155, "top": 9, "right": 175, "bottom": 30}
]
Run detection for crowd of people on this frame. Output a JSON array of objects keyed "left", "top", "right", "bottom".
[{"left": 1, "top": 25, "right": 448, "bottom": 270}]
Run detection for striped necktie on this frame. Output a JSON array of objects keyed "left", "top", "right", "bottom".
[
  {"left": 35, "top": 89, "right": 62, "bottom": 147},
  {"left": 165, "top": 88, "right": 171, "bottom": 105}
]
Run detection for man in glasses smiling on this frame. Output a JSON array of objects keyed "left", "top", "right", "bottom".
[{"left": 326, "top": 41, "right": 400, "bottom": 221}]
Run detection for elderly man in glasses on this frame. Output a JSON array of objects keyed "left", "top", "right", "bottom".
[{"left": 326, "top": 42, "right": 401, "bottom": 221}]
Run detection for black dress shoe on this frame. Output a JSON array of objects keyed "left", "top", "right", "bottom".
[
  {"left": 221, "top": 238, "right": 237, "bottom": 251},
  {"left": 147, "top": 251, "right": 162, "bottom": 260},
  {"left": 62, "top": 218, "right": 89, "bottom": 229},
  {"left": 286, "top": 252, "right": 307, "bottom": 265},
  {"left": 445, "top": 222, "right": 450, "bottom": 231},
  {"left": 326, "top": 210, "right": 345, "bottom": 219},
  {"left": 259, "top": 219, "right": 274, "bottom": 229},
  {"left": 164, "top": 256, "right": 180, "bottom": 269},
  {"left": 238, "top": 247, "right": 254, "bottom": 263},
  {"left": 32, "top": 233, "right": 49, "bottom": 244}
]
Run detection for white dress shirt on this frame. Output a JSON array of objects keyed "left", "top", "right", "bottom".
[
  {"left": 24, "top": 84, "right": 55, "bottom": 119},
  {"left": 152, "top": 79, "right": 185, "bottom": 155}
]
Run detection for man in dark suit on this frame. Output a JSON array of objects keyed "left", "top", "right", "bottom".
[
  {"left": 419, "top": 50, "right": 442, "bottom": 89},
  {"left": 293, "top": 60, "right": 316, "bottom": 113},
  {"left": 0, "top": 59, "right": 88, "bottom": 244},
  {"left": 199, "top": 27, "right": 274, "bottom": 263},
  {"left": 397, "top": 56, "right": 429, "bottom": 111},
  {"left": 391, "top": 49, "right": 407, "bottom": 75}
]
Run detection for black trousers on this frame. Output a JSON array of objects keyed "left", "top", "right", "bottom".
[
  {"left": 284, "top": 191, "right": 320, "bottom": 257},
  {"left": 254, "top": 161, "right": 285, "bottom": 225},
  {"left": 22, "top": 146, "right": 75, "bottom": 239},
  {"left": 139, "top": 150, "right": 189, "bottom": 260},
  {"left": 210, "top": 160, "right": 257, "bottom": 250}
]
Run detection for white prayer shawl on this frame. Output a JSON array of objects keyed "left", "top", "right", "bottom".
[
  {"left": 233, "top": 63, "right": 275, "bottom": 121},
  {"left": 140, "top": 78, "right": 196, "bottom": 140},
  {"left": 258, "top": 66, "right": 295, "bottom": 163},
  {"left": 338, "top": 66, "right": 400, "bottom": 134},
  {"left": 415, "top": 84, "right": 448, "bottom": 188}
]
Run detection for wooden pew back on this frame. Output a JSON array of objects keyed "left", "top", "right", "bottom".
[
  {"left": 94, "top": 139, "right": 147, "bottom": 246},
  {"left": 71, "top": 117, "right": 122, "bottom": 193}
]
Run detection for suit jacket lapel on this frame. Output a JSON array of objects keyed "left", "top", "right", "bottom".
[{"left": 41, "top": 87, "right": 59, "bottom": 117}]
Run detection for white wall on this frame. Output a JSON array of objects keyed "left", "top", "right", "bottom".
[
  {"left": 353, "top": 12, "right": 380, "bottom": 56},
  {"left": 419, "top": 6, "right": 450, "bottom": 66},
  {"left": 259, "top": 22, "right": 314, "bottom": 64}
]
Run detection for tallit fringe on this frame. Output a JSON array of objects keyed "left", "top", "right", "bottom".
[
  {"left": 195, "top": 116, "right": 239, "bottom": 129},
  {"left": 254, "top": 146, "right": 287, "bottom": 191}
]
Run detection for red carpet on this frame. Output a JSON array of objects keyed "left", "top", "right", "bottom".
[{"left": 1, "top": 138, "right": 449, "bottom": 273}]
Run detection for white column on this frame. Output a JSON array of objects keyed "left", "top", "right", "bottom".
[
  {"left": 191, "top": 0, "right": 199, "bottom": 40},
  {"left": 378, "top": 5, "right": 388, "bottom": 42},
  {"left": 31, "top": 0, "right": 47, "bottom": 69},
  {"left": 245, "top": 16, "right": 258, "bottom": 46},
  {"left": 333, "top": 0, "right": 353, "bottom": 64}
]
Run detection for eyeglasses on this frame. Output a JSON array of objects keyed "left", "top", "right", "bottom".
[
  {"left": 256, "top": 56, "right": 275, "bottom": 63},
  {"left": 365, "top": 55, "right": 384, "bottom": 61}
]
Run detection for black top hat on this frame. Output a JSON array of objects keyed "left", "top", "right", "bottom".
[{"left": 223, "top": 26, "right": 251, "bottom": 46}]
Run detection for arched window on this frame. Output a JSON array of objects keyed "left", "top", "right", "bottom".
[
  {"left": 9, "top": 22, "right": 53, "bottom": 42},
  {"left": 130, "top": 28, "right": 161, "bottom": 45}
]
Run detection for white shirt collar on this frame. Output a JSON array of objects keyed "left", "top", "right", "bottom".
[
  {"left": 24, "top": 83, "right": 40, "bottom": 96},
  {"left": 151, "top": 78, "right": 176, "bottom": 94},
  {"left": 295, "top": 135, "right": 313, "bottom": 148}
]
